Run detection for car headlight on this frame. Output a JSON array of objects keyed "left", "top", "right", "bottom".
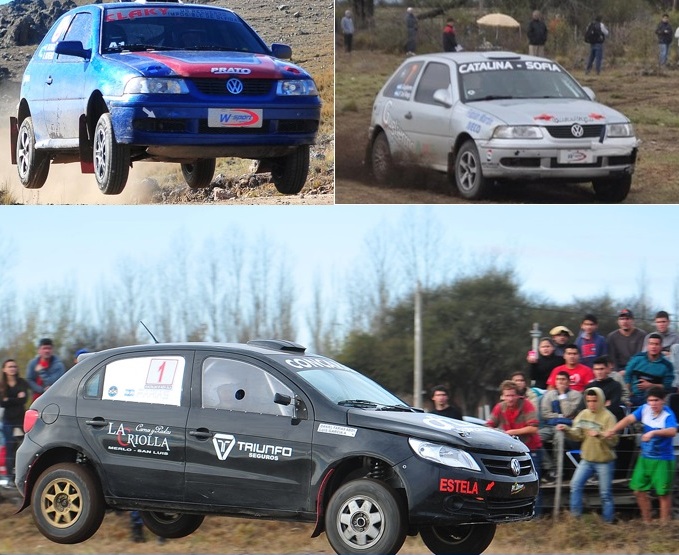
[
  {"left": 124, "top": 77, "right": 189, "bottom": 94},
  {"left": 492, "top": 126, "right": 543, "bottom": 139},
  {"left": 276, "top": 79, "right": 318, "bottom": 96},
  {"left": 408, "top": 438, "right": 481, "bottom": 471},
  {"left": 606, "top": 122, "right": 635, "bottom": 138}
]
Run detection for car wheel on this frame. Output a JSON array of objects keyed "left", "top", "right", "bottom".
[
  {"left": 31, "top": 463, "right": 105, "bottom": 544},
  {"left": 592, "top": 175, "right": 631, "bottom": 203},
  {"left": 93, "top": 112, "right": 130, "bottom": 195},
  {"left": 139, "top": 511, "right": 205, "bottom": 538},
  {"left": 419, "top": 523, "right": 497, "bottom": 555},
  {"left": 370, "top": 132, "right": 394, "bottom": 184},
  {"left": 325, "top": 478, "right": 406, "bottom": 555},
  {"left": 454, "top": 141, "right": 491, "bottom": 200},
  {"left": 270, "top": 145, "right": 310, "bottom": 194},
  {"left": 16, "top": 117, "right": 50, "bottom": 189},
  {"left": 181, "top": 159, "right": 216, "bottom": 189}
]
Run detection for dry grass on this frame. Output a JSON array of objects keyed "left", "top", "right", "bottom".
[{"left": 3, "top": 495, "right": 679, "bottom": 554}]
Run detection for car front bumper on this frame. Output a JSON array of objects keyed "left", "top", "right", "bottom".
[
  {"left": 475, "top": 137, "right": 638, "bottom": 181},
  {"left": 108, "top": 100, "right": 320, "bottom": 159}
]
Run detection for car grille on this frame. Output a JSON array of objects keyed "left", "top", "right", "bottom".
[
  {"left": 479, "top": 454, "right": 534, "bottom": 477},
  {"left": 444, "top": 495, "right": 535, "bottom": 522},
  {"left": 546, "top": 124, "right": 605, "bottom": 139},
  {"left": 191, "top": 78, "right": 274, "bottom": 96},
  {"left": 198, "top": 119, "right": 318, "bottom": 134},
  {"left": 133, "top": 119, "right": 187, "bottom": 133}
]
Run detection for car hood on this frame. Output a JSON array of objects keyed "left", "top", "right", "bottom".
[
  {"left": 103, "top": 51, "right": 311, "bottom": 79},
  {"left": 464, "top": 98, "right": 627, "bottom": 126},
  {"left": 346, "top": 409, "right": 529, "bottom": 454}
]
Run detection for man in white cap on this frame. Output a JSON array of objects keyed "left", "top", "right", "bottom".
[{"left": 549, "top": 325, "right": 574, "bottom": 357}]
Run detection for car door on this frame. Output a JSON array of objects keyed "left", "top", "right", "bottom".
[
  {"left": 43, "top": 10, "right": 92, "bottom": 142},
  {"left": 76, "top": 350, "right": 193, "bottom": 502},
  {"left": 409, "top": 61, "right": 455, "bottom": 172},
  {"left": 185, "top": 352, "right": 314, "bottom": 513}
]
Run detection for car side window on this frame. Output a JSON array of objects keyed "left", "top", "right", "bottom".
[
  {"left": 414, "top": 62, "right": 451, "bottom": 105},
  {"left": 382, "top": 61, "right": 424, "bottom": 101},
  {"left": 83, "top": 368, "right": 103, "bottom": 398},
  {"left": 96, "top": 356, "right": 185, "bottom": 406},
  {"left": 202, "top": 357, "right": 293, "bottom": 417},
  {"left": 59, "top": 12, "right": 93, "bottom": 59}
]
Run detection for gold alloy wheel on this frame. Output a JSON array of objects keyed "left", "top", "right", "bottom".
[{"left": 39, "top": 477, "right": 83, "bottom": 529}]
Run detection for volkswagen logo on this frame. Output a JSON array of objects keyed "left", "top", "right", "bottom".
[
  {"left": 571, "top": 123, "right": 584, "bottom": 138},
  {"left": 226, "top": 78, "right": 244, "bottom": 95},
  {"left": 510, "top": 458, "right": 521, "bottom": 476}
]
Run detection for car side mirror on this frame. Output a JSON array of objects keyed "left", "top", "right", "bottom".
[
  {"left": 271, "top": 43, "right": 292, "bottom": 60},
  {"left": 582, "top": 86, "right": 596, "bottom": 101},
  {"left": 433, "top": 88, "right": 453, "bottom": 108},
  {"left": 55, "top": 40, "right": 92, "bottom": 60}
]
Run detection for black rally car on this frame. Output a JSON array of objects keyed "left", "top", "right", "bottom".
[{"left": 15, "top": 340, "right": 538, "bottom": 555}]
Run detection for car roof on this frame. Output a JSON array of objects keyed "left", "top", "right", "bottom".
[
  {"left": 77, "top": 340, "right": 309, "bottom": 362},
  {"left": 405, "top": 51, "right": 553, "bottom": 64}
]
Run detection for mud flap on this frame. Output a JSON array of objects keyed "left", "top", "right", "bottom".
[
  {"left": 9, "top": 116, "right": 18, "bottom": 165},
  {"left": 79, "top": 114, "right": 94, "bottom": 173}
]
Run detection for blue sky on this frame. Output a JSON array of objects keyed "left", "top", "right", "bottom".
[{"left": 2, "top": 204, "right": 678, "bottom": 320}]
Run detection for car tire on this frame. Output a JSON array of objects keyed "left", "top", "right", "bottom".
[
  {"left": 93, "top": 112, "right": 130, "bottom": 195},
  {"left": 16, "top": 117, "right": 50, "bottom": 189},
  {"left": 325, "top": 478, "right": 406, "bottom": 555},
  {"left": 419, "top": 523, "right": 497, "bottom": 555},
  {"left": 592, "top": 175, "right": 631, "bottom": 203},
  {"left": 139, "top": 512, "right": 205, "bottom": 538},
  {"left": 30, "top": 463, "right": 105, "bottom": 544},
  {"left": 454, "top": 141, "right": 491, "bottom": 200},
  {"left": 370, "top": 132, "right": 394, "bottom": 184},
  {"left": 270, "top": 145, "right": 310, "bottom": 194},
  {"left": 181, "top": 159, "right": 216, "bottom": 189}
]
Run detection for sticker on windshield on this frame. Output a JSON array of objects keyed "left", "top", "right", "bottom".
[
  {"left": 318, "top": 423, "right": 357, "bottom": 437},
  {"left": 458, "top": 60, "right": 562, "bottom": 74}
]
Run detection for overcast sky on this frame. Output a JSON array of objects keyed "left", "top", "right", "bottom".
[{"left": 2, "top": 205, "right": 678, "bottom": 323}]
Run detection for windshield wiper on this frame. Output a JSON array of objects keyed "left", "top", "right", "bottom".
[
  {"left": 375, "top": 404, "right": 420, "bottom": 412},
  {"left": 467, "top": 95, "right": 514, "bottom": 102},
  {"left": 337, "top": 399, "right": 379, "bottom": 408}
]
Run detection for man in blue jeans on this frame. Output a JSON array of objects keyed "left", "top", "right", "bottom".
[
  {"left": 557, "top": 387, "right": 618, "bottom": 522},
  {"left": 585, "top": 16, "right": 609, "bottom": 75}
]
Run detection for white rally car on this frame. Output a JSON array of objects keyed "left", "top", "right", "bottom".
[{"left": 367, "top": 51, "right": 639, "bottom": 202}]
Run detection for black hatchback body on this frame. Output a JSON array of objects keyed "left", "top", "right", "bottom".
[{"left": 15, "top": 340, "right": 537, "bottom": 555}]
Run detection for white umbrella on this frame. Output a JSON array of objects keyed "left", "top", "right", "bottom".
[
  {"left": 476, "top": 13, "right": 521, "bottom": 41},
  {"left": 476, "top": 13, "right": 521, "bottom": 28}
]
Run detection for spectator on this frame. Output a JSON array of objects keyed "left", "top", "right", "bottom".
[
  {"left": 527, "top": 10, "right": 547, "bottom": 57},
  {"left": 429, "top": 385, "right": 462, "bottom": 419},
  {"left": 575, "top": 314, "right": 607, "bottom": 368},
  {"left": 584, "top": 15, "right": 609, "bottom": 75},
  {"left": 625, "top": 333, "right": 674, "bottom": 408},
  {"left": 656, "top": 13, "right": 673, "bottom": 66},
  {"left": 642, "top": 310, "right": 679, "bottom": 357},
  {"left": 539, "top": 371, "right": 582, "bottom": 482},
  {"left": 487, "top": 380, "right": 543, "bottom": 513},
  {"left": 511, "top": 371, "right": 539, "bottom": 405},
  {"left": 442, "top": 18, "right": 458, "bottom": 52},
  {"left": 578, "top": 355, "right": 625, "bottom": 421},
  {"left": 25, "top": 338, "right": 66, "bottom": 401},
  {"left": 546, "top": 344, "right": 594, "bottom": 392},
  {"left": 527, "top": 337, "right": 564, "bottom": 389},
  {"left": 405, "top": 7, "right": 418, "bottom": 55},
  {"left": 1, "top": 359, "right": 29, "bottom": 488},
  {"left": 557, "top": 387, "right": 618, "bottom": 523},
  {"left": 604, "top": 386, "right": 677, "bottom": 523},
  {"left": 74, "top": 348, "right": 89, "bottom": 366},
  {"left": 340, "top": 10, "right": 355, "bottom": 54},
  {"left": 549, "top": 325, "right": 573, "bottom": 357},
  {"left": 607, "top": 308, "right": 647, "bottom": 374}
]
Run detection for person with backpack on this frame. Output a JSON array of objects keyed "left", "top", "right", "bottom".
[
  {"left": 585, "top": 15, "right": 609, "bottom": 75},
  {"left": 656, "top": 13, "right": 673, "bottom": 66}
]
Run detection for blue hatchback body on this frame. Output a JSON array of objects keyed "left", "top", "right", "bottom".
[{"left": 10, "top": 0, "right": 321, "bottom": 195}]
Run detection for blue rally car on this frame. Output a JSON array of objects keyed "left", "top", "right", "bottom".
[{"left": 9, "top": 0, "right": 321, "bottom": 195}]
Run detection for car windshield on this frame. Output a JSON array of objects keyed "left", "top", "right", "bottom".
[
  {"left": 293, "top": 363, "right": 407, "bottom": 407},
  {"left": 458, "top": 61, "right": 588, "bottom": 102},
  {"left": 102, "top": 7, "right": 268, "bottom": 54}
]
